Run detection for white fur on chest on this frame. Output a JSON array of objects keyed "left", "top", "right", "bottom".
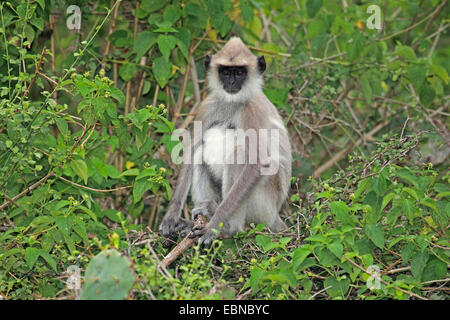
[
  {"left": 203, "top": 128, "right": 237, "bottom": 164},
  {"left": 202, "top": 128, "right": 238, "bottom": 178}
]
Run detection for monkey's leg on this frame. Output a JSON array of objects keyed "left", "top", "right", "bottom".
[
  {"left": 191, "top": 164, "right": 221, "bottom": 219},
  {"left": 222, "top": 161, "right": 287, "bottom": 235},
  {"left": 159, "top": 163, "right": 193, "bottom": 243}
]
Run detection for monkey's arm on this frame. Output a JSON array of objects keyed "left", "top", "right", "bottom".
[
  {"left": 159, "top": 163, "right": 193, "bottom": 241},
  {"left": 190, "top": 163, "right": 262, "bottom": 246}
]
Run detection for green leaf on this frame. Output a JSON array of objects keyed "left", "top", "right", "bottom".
[
  {"left": 71, "top": 159, "right": 89, "bottom": 184},
  {"left": 163, "top": 5, "right": 181, "bottom": 25},
  {"left": 328, "top": 241, "right": 343, "bottom": 259},
  {"left": 55, "top": 117, "right": 69, "bottom": 135},
  {"left": 411, "top": 251, "right": 429, "bottom": 280},
  {"left": 103, "top": 209, "right": 122, "bottom": 223},
  {"left": 55, "top": 215, "right": 73, "bottom": 236},
  {"left": 401, "top": 198, "right": 415, "bottom": 223},
  {"left": 419, "top": 85, "right": 435, "bottom": 107},
  {"left": 36, "top": 0, "right": 45, "bottom": 9},
  {"left": 396, "top": 168, "right": 418, "bottom": 187},
  {"left": 306, "top": 0, "right": 323, "bottom": 18},
  {"left": 348, "top": 32, "right": 365, "bottom": 59},
  {"left": 25, "top": 247, "right": 40, "bottom": 269},
  {"left": 152, "top": 56, "right": 172, "bottom": 88},
  {"left": 430, "top": 63, "right": 449, "bottom": 84},
  {"left": 381, "top": 192, "right": 396, "bottom": 211},
  {"left": 133, "top": 178, "right": 153, "bottom": 203},
  {"left": 109, "top": 86, "right": 125, "bottom": 106},
  {"left": 364, "top": 223, "right": 384, "bottom": 249},
  {"left": 395, "top": 44, "right": 416, "bottom": 61},
  {"left": 39, "top": 251, "right": 57, "bottom": 272},
  {"left": 330, "top": 201, "right": 354, "bottom": 226},
  {"left": 141, "top": 0, "right": 166, "bottom": 13},
  {"left": 292, "top": 245, "right": 312, "bottom": 269},
  {"left": 119, "top": 63, "right": 137, "bottom": 82},
  {"left": 360, "top": 75, "right": 372, "bottom": 104},
  {"left": 78, "top": 205, "right": 97, "bottom": 222},
  {"left": 133, "top": 31, "right": 156, "bottom": 60},
  {"left": 157, "top": 35, "right": 177, "bottom": 61},
  {"left": 408, "top": 64, "right": 426, "bottom": 91},
  {"left": 324, "top": 276, "right": 350, "bottom": 298}
]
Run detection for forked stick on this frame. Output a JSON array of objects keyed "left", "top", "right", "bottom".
[{"left": 159, "top": 215, "right": 206, "bottom": 269}]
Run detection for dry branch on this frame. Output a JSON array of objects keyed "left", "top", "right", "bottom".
[
  {"left": 159, "top": 215, "right": 206, "bottom": 269},
  {"left": 312, "top": 121, "right": 389, "bottom": 179}
]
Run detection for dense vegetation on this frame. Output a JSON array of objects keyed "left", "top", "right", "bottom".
[{"left": 0, "top": 0, "right": 448, "bottom": 300}]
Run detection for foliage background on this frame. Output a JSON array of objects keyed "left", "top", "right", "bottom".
[{"left": 0, "top": 0, "right": 448, "bottom": 300}]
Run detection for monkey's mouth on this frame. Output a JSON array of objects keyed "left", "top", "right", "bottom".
[{"left": 223, "top": 87, "right": 241, "bottom": 94}]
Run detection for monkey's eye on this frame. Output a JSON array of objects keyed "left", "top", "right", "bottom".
[
  {"left": 223, "top": 70, "right": 230, "bottom": 76},
  {"left": 237, "top": 71, "right": 243, "bottom": 76}
]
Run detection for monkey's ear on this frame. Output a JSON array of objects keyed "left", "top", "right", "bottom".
[
  {"left": 257, "top": 55, "right": 266, "bottom": 74},
  {"left": 205, "top": 54, "right": 211, "bottom": 71}
]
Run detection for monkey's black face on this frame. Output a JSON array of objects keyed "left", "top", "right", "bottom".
[{"left": 218, "top": 66, "right": 248, "bottom": 94}]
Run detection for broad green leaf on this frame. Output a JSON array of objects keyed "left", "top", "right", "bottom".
[
  {"left": 152, "top": 56, "right": 172, "bottom": 88},
  {"left": 163, "top": 5, "right": 181, "bottom": 25},
  {"left": 324, "top": 277, "right": 350, "bottom": 298},
  {"left": 348, "top": 32, "right": 365, "bottom": 59},
  {"left": 395, "top": 44, "right": 416, "bottom": 61},
  {"left": 71, "top": 159, "right": 89, "bottom": 184},
  {"left": 133, "top": 31, "right": 157, "bottom": 60},
  {"left": 364, "top": 223, "right": 384, "bottom": 249},
  {"left": 55, "top": 215, "right": 73, "bottom": 236},
  {"left": 292, "top": 245, "right": 312, "bottom": 269},
  {"left": 55, "top": 117, "right": 69, "bottom": 135},
  {"left": 408, "top": 64, "right": 426, "bottom": 91},
  {"left": 109, "top": 86, "right": 125, "bottom": 106},
  {"left": 411, "top": 251, "right": 429, "bottom": 280},
  {"left": 381, "top": 192, "right": 396, "bottom": 211},
  {"left": 39, "top": 251, "right": 57, "bottom": 272},
  {"left": 141, "top": 0, "right": 165, "bottom": 13},
  {"left": 25, "top": 247, "right": 40, "bottom": 269},
  {"left": 157, "top": 35, "right": 177, "bottom": 61},
  {"left": 401, "top": 198, "right": 415, "bottom": 223},
  {"left": 330, "top": 201, "right": 354, "bottom": 226},
  {"left": 119, "top": 63, "right": 137, "bottom": 82},
  {"left": 328, "top": 241, "right": 343, "bottom": 259},
  {"left": 419, "top": 85, "right": 435, "bottom": 107},
  {"left": 133, "top": 178, "right": 153, "bottom": 203},
  {"left": 430, "top": 64, "right": 449, "bottom": 84},
  {"left": 306, "top": 0, "right": 323, "bottom": 18},
  {"left": 78, "top": 205, "right": 97, "bottom": 222}
]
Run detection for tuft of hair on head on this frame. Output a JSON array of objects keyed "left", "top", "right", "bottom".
[{"left": 206, "top": 37, "right": 266, "bottom": 104}]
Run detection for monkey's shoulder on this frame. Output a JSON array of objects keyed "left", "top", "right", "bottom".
[{"left": 241, "top": 93, "right": 286, "bottom": 131}]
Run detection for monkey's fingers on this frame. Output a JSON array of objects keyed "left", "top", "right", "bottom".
[
  {"left": 188, "top": 226, "right": 206, "bottom": 239},
  {"left": 162, "top": 233, "right": 178, "bottom": 248}
]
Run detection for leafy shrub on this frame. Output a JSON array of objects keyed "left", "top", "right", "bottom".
[
  {"left": 246, "top": 135, "right": 449, "bottom": 299},
  {"left": 0, "top": 0, "right": 448, "bottom": 300}
]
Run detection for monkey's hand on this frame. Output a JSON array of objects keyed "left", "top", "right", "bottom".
[
  {"left": 159, "top": 213, "right": 193, "bottom": 246},
  {"left": 191, "top": 200, "right": 218, "bottom": 220},
  {"left": 188, "top": 221, "right": 220, "bottom": 248}
]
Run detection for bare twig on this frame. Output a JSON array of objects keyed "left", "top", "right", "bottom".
[
  {"left": 313, "top": 121, "right": 389, "bottom": 178},
  {"left": 343, "top": 255, "right": 429, "bottom": 300},
  {"left": 0, "top": 171, "right": 55, "bottom": 211},
  {"left": 24, "top": 47, "right": 46, "bottom": 97},
  {"left": 57, "top": 176, "right": 132, "bottom": 193}
]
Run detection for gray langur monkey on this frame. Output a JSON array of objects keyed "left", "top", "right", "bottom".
[{"left": 159, "top": 37, "right": 292, "bottom": 247}]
